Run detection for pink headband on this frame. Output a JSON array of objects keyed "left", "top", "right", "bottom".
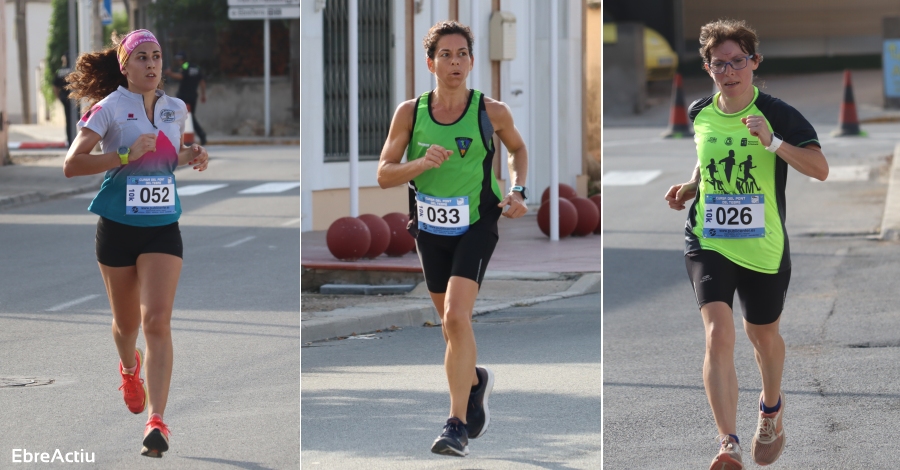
[{"left": 117, "top": 30, "right": 160, "bottom": 72}]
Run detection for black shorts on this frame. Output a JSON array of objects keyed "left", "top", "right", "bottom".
[
  {"left": 684, "top": 249, "right": 791, "bottom": 325},
  {"left": 95, "top": 217, "right": 183, "bottom": 267},
  {"left": 415, "top": 212, "right": 500, "bottom": 294}
]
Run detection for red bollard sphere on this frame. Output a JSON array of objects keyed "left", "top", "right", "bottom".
[
  {"left": 589, "top": 194, "right": 601, "bottom": 234},
  {"left": 570, "top": 197, "right": 600, "bottom": 236},
  {"left": 382, "top": 212, "right": 416, "bottom": 256},
  {"left": 358, "top": 214, "right": 391, "bottom": 258},
  {"left": 326, "top": 217, "right": 371, "bottom": 261},
  {"left": 537, "top": 198, "right": 579, "bottom": 238},
  {"left": 540, "top": 184, "right": 578, "bottom": 205}
]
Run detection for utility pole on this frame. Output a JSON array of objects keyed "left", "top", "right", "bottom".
[
  {"left": 15, "top": 0, "right": 31, "bottom": 124},
  {"left": 1, "top": 1, "right": 10, "bottom": 165}
]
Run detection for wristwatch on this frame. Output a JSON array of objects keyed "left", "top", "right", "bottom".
[
  {"left": 510, "top": 185, "right": 527, "bottom": 200},
  {"left": 117, "top": 146, "right": 130, "bottom": 165}
]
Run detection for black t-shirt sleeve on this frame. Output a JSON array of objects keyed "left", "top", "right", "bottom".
[
  {"left": 688, "top": 96, "right": 714, "bottom": 123},
  {"left": 756, "top": 93, "right": 820, "bottom": 150}
]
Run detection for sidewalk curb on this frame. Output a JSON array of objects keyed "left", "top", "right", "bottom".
[
  {"left": 301, "top": 272, "right": 601, "bottom": 343},
  {"left": 0, "top": 175, "right": 103, "bottom": 210},
  {"left": 880, "top": 143, "right": 900, "bottom": 240}
]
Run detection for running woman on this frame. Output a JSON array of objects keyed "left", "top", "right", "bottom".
[
  {"left": 63, "top": 29, "right": 209, "bottom": 458},
  {"left": 664, "top": 19, "right": 828, "bottom": 470},
  {"left": 377, "top": 21, "right": 528, "bottom": 457}
]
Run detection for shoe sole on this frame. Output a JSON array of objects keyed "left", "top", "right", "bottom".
[
  {"left": 430, "top": 439, "right": 468, "bottom": 457},
  {"left": 470, "top": 367, "right": 494, "bottom": 439},
  {"left": 127, "top": 348, "right": 147, "bottom": 414},
  {"left": 709, "top": 454, "right": 742, "bottom": 470},
  {"left": 141, "top": 429, "right": 169, "bottom": 458}
]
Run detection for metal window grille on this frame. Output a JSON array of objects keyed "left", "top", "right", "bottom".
[{"left": 324, "top": 0, "right": 392, "bottom": 162}]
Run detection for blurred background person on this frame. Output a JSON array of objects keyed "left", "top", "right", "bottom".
[{"left": 164, "top": 52, "right": 207, "bottom": 145}]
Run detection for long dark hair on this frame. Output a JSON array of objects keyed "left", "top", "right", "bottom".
[{"left": 66, "top": 32, "right": 162, "bottom": 108}]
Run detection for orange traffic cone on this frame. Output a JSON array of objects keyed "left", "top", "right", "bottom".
[
  {"left": 832, "top": 70, "right": 865, "bottom": 137},
  {"left": 184, "top": 104, "right": 196, "bottom": 145},
  {"left": 662, "top": 73, "right": 693, "bottom": 138}
]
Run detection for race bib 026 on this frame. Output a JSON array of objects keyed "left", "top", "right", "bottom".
[
  {"left": 126, "top": 176, "right": 176, "bottom": 215},
  {"left": 702, "top": 194, "right": 765, "bottom": 239},
  {"left": 417, "top": 193, "right": 469, "bottom": 236}
]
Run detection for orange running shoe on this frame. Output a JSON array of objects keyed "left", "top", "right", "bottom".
[
  {"left": 751, "top": 391, "right": 786, "bottom": 466},
  {"left": 118, "top": 349, "right": 147, "bottom": 414},
  {"left": 709, "top": 434, "right": 743, "bottom": 470},
  {"left": 141, "top": 413, "right": 170, "bottom": 458}
]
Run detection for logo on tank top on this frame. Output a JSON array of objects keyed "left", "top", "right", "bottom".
[{"left": 455, "top": 137, "right": 473, "bottom": 158}]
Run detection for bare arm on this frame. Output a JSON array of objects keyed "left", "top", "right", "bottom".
[
  {"left": 177, "top": 134, "right": 209, "bottom": 171},
  {"left": 63, "top": 128, "right": 121, "bottom": 177},
  {"left": 485, "top": 98, "right": 528, "bottom": 217},
  {"left": 742, "top": 115, "right": 828, "bottom": 181},
  {"left": 376, "top": 100, "right": 449, "bottom": 188},
  {"left": 664, "top": 162, "right": 701, "bottom": 211}
]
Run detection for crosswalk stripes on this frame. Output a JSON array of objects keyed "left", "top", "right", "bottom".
[
  {"left": 239, "top": 182, "right": 301, "bottom": 194},
  {"left": 177, "top": 184, "right": 229, "bottom": 196},
  {"left": 603, "top": 170, "right": 663, "bottom": 186}
]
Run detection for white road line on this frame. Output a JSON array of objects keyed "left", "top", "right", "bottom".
[
  {"left": 281, "top": 218, "right": 301, "bottom": 226},
  {"left": 603, "top": 170, "right": 663, "bottom": 186},
  {"left": 46, "top": 294, "right": 101, "bottom": 312},
  {"left": 177, "top": 184, "right": 228, "bottom": 196},
  {"left": 239, "top": 182, "right": 301, "bottom": 194},
  {"left": 224, "top": 236, "right": 256, "bottom": 248},
  {"left": 74, "top": 192, "right": 97, "bottom": 199},
  {"left": 810, "top": 165, "right": 869, "bottom": 182}
]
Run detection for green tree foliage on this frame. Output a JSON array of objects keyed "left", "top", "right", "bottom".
[{"left": 43, "top": 0, "right": 70, "bottom": 113}]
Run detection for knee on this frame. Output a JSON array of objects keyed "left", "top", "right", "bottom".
[
  {"left": 113, "top": 319, "right": 140, "bottom": 337},
  {"left": 746, "top": 325, "right": 781, "bottom": 351},
  {"left": 442, "top": 308, "right": 472, "bottom": 334},
  {"left": 706, "top": 323, "right": 735, "bottom": 354},
  {"left": 141, "top": 312, "right": 172, "bottom": 338}
]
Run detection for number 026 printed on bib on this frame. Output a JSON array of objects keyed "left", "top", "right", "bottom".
[{"left": 702, "top": 194, "right": 765, "bottom": 239}]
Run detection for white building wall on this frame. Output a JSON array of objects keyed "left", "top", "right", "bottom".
[{"left": 4, "top": 1, "right": 53, "bottom": 124}]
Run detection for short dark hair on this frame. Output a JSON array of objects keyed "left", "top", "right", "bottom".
[
  {"left": 698, "top": 19, "right": 761, "bottom": 64},
  {"left": 423, "top": 21, "right": 474, "bottom": 60}
]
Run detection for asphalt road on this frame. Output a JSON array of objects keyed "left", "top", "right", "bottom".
[
  {"left": 0, "top": 146, "right": 299, "bottom": 469},
  {"left": 301, "top": 293, "right": 601, "bottom": 469},
  {"left": 603, "top": 124, "right": 900, "bottom": 468}
]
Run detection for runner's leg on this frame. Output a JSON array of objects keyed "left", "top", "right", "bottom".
[
  {"left": 429, "top": 290, "right": 480, "bottom": 388},
  {"left": 744, "top": 318, "right": 784, "bottom": 408},
  {"left": 442, "top": 276, "right": 480, "bottom": 421},
  {"left": 701, "top": 301, "right": 739, "bottom": 437},
  {"left": 99, "top": 263, "right": 142, "bottom": 367},
  {"left": 136, "top": 253, "right": 182, "bottom": 418}
]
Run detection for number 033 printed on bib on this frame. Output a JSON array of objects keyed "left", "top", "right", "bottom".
[
  {"left": 702, "top": 194, "right": 765, "bottom": 239},
  {"left": 416, "top": 194, "right": 469, "bottom": 236}
]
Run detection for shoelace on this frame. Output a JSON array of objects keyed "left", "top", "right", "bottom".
[
  {"left": 118, "top": 373, "right": 144, "bottom": 398},
  {"left": 716, "top": 434, "right": 741, "bottom": 454},
  {"left": 147, "top": 418, "right": 171, "bottom": 437},
  {"left": 443, "top": 420, "right": 463, "bottom": 436},
  {"left": 755, "top": 415, "right": 778, "bottom": 443}
]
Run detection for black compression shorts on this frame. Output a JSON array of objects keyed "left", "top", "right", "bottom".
[
  {"left": 95, "top": 217, "right": 183, "bottom": 267},
  {"left": 415, "top": 211, "right": 500, "bottom": 294},
  {"left": 684, "top": 249, "right": 790, "bottom": 325}
]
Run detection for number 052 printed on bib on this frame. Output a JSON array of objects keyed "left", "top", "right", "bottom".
[
  {"left": 126, "top": 176, "right": 176, "bottom": 215},
  {"left": 702, "top": 194, "right": 765, "bottom": 238}
]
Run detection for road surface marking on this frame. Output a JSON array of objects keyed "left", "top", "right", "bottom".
[
  {"left": 281, "top": 218, "right": 301, "bottom": 226},
  {"left": 177, "top": 184, "right": 228, "bottom": 196},
  {"left": 239, "top": 182, "right": 301, "bottom": 194},
  {"left": 224, "top": 236, "right": 256, "bottom": 248},
  {"left": 46, "top": 294, "right": 101, "bottom": 312},
  {"left": 810, "top": 165, "right": 869, "bottom": 182},
  {"left": 603, "top": 170, "right": 663, "bottom": 186}
]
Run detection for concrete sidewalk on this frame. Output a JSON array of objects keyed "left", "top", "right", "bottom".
[{"left": 301, "top": 212, "right": 602, "bottom": 343}]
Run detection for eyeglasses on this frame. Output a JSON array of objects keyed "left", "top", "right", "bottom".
[{"left": 707, "top": 55, "right": 754, "bottom": 74}]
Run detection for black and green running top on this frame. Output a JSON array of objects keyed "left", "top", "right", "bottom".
[
  {"left": 684, "top": 86, "right": 820, "bottom": 274},
  {"left": 407, "top": 89, "right": 503, "bottom": 227}
]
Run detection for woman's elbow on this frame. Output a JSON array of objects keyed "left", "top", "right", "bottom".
[{"left": 63, "top": 161, "right": 77, "bottom": 178}]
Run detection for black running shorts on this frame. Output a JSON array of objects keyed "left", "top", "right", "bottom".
[
  {"left": 415, "top": 212, "right": 500, "bottom": 294},
  {"left": 684, "top": 249, "right": 791, "bottom": 325},
  {"left": 95, "top": 217, "right": 183, "bottom": 267}
]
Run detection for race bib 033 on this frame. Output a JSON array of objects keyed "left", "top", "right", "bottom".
[{"left": 417, "top": 194, "right": 469, "bottom": 236}]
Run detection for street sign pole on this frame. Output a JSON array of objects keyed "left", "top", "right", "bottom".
[
  {"left": 349, "top": 0, "right": 359, "bottom": 217},
  {"left": 228, "top": 0, "right": 299, "bottom": 138},
  {"left": 265, "top": 18, "right": 271, "bottom": 136}
]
